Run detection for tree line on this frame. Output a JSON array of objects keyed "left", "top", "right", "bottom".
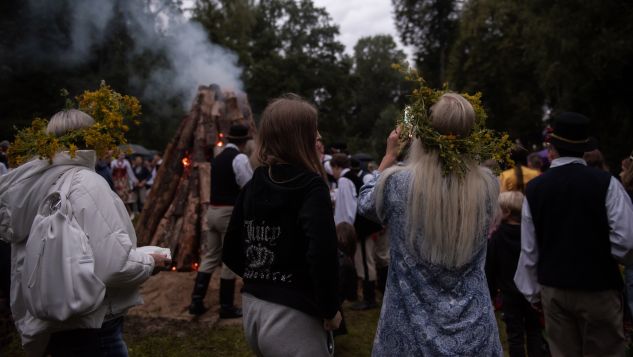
[
  {"left": 0, "top": 0, "right": 408, "bottom": 160},
  {"left": 395, "top": 0, "right": 633, "bottom": 170},
  {"left": 1, "top": 0, "right": 631, "bottom": 167}
]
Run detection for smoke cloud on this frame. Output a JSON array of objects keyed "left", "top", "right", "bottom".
[{"left": 18, "top": 0, "right": 242, "bottom": 106}]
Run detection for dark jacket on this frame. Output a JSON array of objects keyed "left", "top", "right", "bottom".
[
  {"left": 486, "top": 222, "right": 522, "bottom": 298},
  {"left": 223, "top": 164, "right": 340, "bottom": 319}
]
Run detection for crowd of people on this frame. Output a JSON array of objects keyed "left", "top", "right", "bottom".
[{"left": 2, "top": 93, "right": 633, "bottom": 357}]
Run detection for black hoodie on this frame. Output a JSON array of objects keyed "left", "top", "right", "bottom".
[
  {"left": 223, "top": 164, "right": 340, "bottom": 319},
  {"left": 485, "top": 222, "right": 523, "bottom": 298}
]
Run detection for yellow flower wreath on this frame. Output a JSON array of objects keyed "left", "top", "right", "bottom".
[{"left": 9, "top": 81, "right": 141, "bottom": 167}]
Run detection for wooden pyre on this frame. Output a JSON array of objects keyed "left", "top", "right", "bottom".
[{"left": 135, "top": 84, "right": 256, "bottom": 271}]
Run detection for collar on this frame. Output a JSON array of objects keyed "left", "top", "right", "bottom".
[
  {"left": 225, "top": 143, "right": 239, "bottom": 151},
  {"left": 340, "top": 168, "right": 351, "bottom": 176},
  {"left": 550, "top": 157, "right": 586, "bottom": 169}
]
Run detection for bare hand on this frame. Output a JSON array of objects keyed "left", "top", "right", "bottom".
[
  {"left": 323, "top": 311, "right": 342, "bottom": 331},
  {"left": 150, "top": 253, "right": 172, "bottom": 274},
  {"left": 378, "top": 128, "right": 402, "bottom": 171}
]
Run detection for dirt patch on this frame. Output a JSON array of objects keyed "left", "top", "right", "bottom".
[{"left": 128, "top": 271, "right": 243, "bottom": 328}]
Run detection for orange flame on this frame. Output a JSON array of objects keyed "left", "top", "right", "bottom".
[
  {"left": 171, "top": 266, "right": 176, "bottom": 271},
  {"left": 182, "top": 156, "right": 191, "bottom": 168},
  {"left": 216, "top": 141, "right": 224, "bottom": 147}
]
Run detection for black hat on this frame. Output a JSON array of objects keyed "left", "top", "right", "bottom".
[
  {"left": 548, "top": 112, "right": 597, "bottom": 153},
  {"left": 226, "top": 124, "right": 251, "bottom": 140}
]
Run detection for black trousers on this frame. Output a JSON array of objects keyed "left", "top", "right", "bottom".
[{"left": 502, "top": 292, "right": 546, "bottom": 357}]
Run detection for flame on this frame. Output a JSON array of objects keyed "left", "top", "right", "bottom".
[
  {"left": 219, "top": 132, "right": 224, "bottom": 138},
  {"left": 171, "top": 266, "right": 176, "bottom": 271},
  {"left": 182, "top": 156, "right": 191, "bottom": 168},
  {"left": 216, "top": 141, "right": 224, "bottom": 147},
  {"left": 192, "top": 262, "right": 199, "bottom": 271}
]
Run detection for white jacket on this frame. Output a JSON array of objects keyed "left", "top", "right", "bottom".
[{"left": 0, "top": 150, "right": 155, "bottom": 356}]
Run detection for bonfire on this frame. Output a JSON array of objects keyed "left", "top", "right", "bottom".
[{"left": 135, "top": 84, "right": 256, "bottom": 271}]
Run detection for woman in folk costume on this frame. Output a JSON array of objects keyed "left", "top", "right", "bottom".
[
  {"left": 110, "top": 153, "right": 136, "bottom": 214},
  {"left": 359, "top": 92, "right": 507, "bottom": 356}
]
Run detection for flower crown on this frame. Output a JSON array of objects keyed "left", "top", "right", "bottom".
[
  {"left": 394, "top": 64, "right": 513, "bottom": 177},
  {"left": 9, "top": 82, "right": 141, "bottom": 167}
]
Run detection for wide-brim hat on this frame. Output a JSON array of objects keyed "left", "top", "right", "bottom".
[
  {"left": 547, "top": 112, "right": 597, "bottom": 153},
  {"left": 226, "top": 124, "right": 251, "bottom": 140}
]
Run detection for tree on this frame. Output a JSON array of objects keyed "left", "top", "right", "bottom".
[
  {"left": 446, "top": 0, "right": 633, "bottom": 169},
  {"left": 522, "top": 0, "right": 633, "bottom": 166},
  {"left": 192, "top": 0, "right": 257, "bottom": 67},
  {"left": 347, "top": 35, "right": 409, "bottom": 157},
  {"left": 392, "top": 0, "right": 460, "bottom": 87},
  {"left": 0, "top": 0, "right": 185, "bottom": 151},
  {"left": 193, "top": 0, "right": 353, "bottom": 142},
  {"left": 447, "top": 0, "right": 544, "bottom": 142}
]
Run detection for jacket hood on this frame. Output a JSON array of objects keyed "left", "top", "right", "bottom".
[
  {"left": 259, "top": 164, "right": 325, "bottom": 191},
  {"left": 0, "top": 150, "right": 96, "bottom": 244}
]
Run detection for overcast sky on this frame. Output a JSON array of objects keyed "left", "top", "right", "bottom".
[
  {"left": 312, "top": 0, "right": 414, "bottom": 60},
  {"left": 182, "top": 0, "right": 413, "bottom": 61}
]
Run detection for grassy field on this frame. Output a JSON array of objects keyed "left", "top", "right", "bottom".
[
  {"left": 7, "top": 304, "right": 632, "bottom": 356},
  {"left": 2, "top": 303, "right": 381, "bottom": 357}
]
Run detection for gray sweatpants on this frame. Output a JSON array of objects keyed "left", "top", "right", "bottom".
[{"left": 242, "top": 293, "right": 333, "bottom": 357}]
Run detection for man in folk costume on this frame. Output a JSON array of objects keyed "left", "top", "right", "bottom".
[
  {"left": 189, "top": 124, "right": 253, "bottom": 318},
  {"left": 515, "top": 112, "right": 633, "bottom": 356},
  {"left": 330, "top": 154, "right": 383, "bottom": 310}
]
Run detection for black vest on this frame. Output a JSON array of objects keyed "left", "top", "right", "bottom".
[
  {"left": 343, "top": 170, "right": 383, "bottom": 239},
  {"left": 525, "top": 163, "right": 622, "bottom": 291},
  {"left": 210, "top": 147, "right": 240, "bottom": 205}
]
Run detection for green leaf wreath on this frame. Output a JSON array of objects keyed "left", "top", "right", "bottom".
[{"left": 393, "top": 64, "right": 513, "bottom": 177}]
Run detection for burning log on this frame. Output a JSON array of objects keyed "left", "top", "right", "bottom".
[{"left": 136, "top": 85, "right": 256, "bottom": 270}]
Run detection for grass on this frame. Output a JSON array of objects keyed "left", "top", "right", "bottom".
[
  {"left": 1, "top": 304, "right": 380, "bottom": 357},
  {"left": 7, "top": 303, "right": 631, "bottom": 356}
]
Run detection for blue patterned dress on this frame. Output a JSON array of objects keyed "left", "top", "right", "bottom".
[{"left": 358, "top": 170, "right": 502, "bottom": 356}]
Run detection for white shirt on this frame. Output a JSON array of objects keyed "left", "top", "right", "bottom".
[
  {"left": 0, "top": 162, "right": 7, "bottom": 176},
  {"left": 110, "top": 158, "right": 138, "bottom": 185},
  {"left": 225, "top": 143, "right": 253, "bottom": 188},
  {"left": 514, "top": 157, "right": 633, "bottom": 303},
  {"left": 334, "top": 168, "right": 357, "bottom": 225}
]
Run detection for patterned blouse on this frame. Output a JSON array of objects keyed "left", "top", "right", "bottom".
[{"left": 358, "top": 169, "right": 502, "bottom": 356}]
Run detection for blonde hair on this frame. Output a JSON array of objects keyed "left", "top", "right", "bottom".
[
  {"left": 498, "top": 191, "right": 523, "bottom": 222},
  {"left": 258, "top": 94, "right": 326, "bottom": 179},
  {"left": 376, "top": 93, "right": 498, "bottom": 268},
  {"left": 46, "top": 109, "right": 95, "bottom": 137}
]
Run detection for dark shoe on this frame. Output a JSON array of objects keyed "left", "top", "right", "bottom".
[
  {"left": 188, "top": 299, "right": 208, "bottom": 316},
  {"left": 188, "top": 272, "right": 212, "bottom": 316},
  {"left": 219, "top": 305, "right": 243, "bottom": 319},
  {"left": 351, "top": 280, "right": 378, "bottom": 310}
]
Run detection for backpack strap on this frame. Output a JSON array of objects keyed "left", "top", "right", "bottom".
[
  {"left": 47, "top": 168, "right": 82, "bottom": 216},
  {"left": 58, "top": 167, "right": 81, "bottom": 199}
]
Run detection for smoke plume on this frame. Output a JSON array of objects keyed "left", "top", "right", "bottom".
[{"left": 18, "top": 0, "right": 242, "bottom": 106}]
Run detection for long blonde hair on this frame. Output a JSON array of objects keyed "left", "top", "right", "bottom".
[{"left": 376, "top": 93, "right": 498, "bottom": 268}]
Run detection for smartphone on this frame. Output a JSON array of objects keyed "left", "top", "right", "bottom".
[{"left": 327, "top": 331, "right": 334, "bottom": 355}]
